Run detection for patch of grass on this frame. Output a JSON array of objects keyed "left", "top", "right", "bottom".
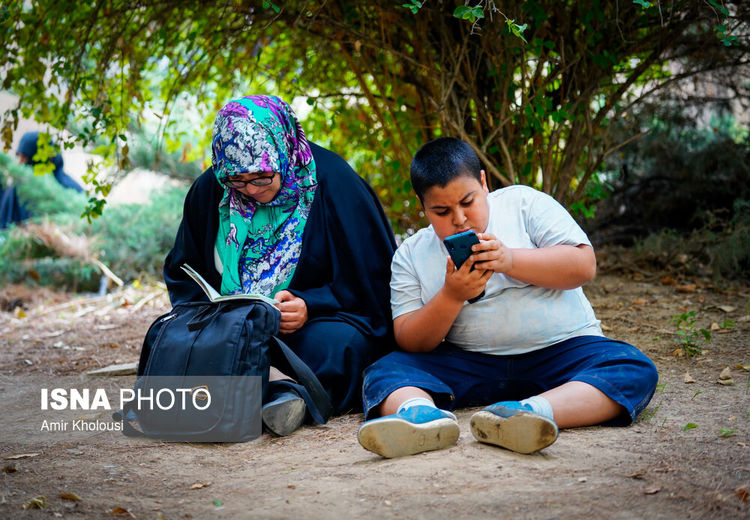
[
  {"left": 638, "top": 402, "right": 661, "bottom": 423},
  {"left": 671, "top": 311, "right": 711, "bottom": 356}
]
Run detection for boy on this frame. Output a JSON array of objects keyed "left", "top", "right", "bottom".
[{"left": 357, "top": 137, "right": 658, "bottom": 458}]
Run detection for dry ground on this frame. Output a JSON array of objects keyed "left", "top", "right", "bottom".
[{"left": 0, "top": 266, "right": 748, "bottom": 519}]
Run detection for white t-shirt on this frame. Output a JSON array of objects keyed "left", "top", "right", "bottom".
[{"left": 391, "top": 185, "right": 603, "bottom": 355}]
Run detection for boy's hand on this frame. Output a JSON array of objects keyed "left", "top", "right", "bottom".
[
  {"left": 442, "top": 255, "right": 492, "bottom": 302},
  {"left": 472, "top": 232, "right": 513, "bottom": 274}
]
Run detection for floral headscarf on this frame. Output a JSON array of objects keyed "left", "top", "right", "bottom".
[{"left": 212, "top": 95, "right": 317, "bottom": 296}]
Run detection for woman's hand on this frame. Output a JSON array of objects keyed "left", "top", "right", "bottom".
[{"left": 274, "top": 290, "right": 308, "bottom": 335}]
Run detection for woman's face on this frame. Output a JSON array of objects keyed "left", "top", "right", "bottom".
[
  {"left": 421, "top": 171, "right": 490, "bottom": 240},
  {"left": 225, "top": 172, "right": 282, "bottom": 203}
]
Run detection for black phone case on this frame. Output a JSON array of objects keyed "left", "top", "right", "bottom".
[
  {"left": 443, "top": 231, "right": 485, "bottom": 303},
  {"left": 443, "top": 231, "right": 479, "bottom": 269}
]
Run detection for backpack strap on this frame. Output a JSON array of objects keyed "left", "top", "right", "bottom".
[
  {"left": 271, "top": 336, "right": 334, "bottom": 423},
  {"left": 112, "top": 406, "right": 146, "bottom": 437}
]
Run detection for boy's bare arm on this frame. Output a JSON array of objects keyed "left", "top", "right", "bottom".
[
  {"left": 473, "top": 234, "right": 596, "bottom": 290},
  {"left": 393, "top": 257, "right": 491, "bottom": 352}
]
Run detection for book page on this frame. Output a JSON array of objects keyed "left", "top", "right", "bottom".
[{"left": 180, "top": 264, "right": 279, "bottom": 306}]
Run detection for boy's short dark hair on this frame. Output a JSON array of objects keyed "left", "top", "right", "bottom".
[{"left": 410, "top": 137, "right": 482, "bottom": 200}]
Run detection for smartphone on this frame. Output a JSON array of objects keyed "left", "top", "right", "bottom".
[
  {"left": 443, "top": 230, "right": 480, "bottom": 269},
  {"left": 443, "top": 230, "right": 485, "bottom": 303}
]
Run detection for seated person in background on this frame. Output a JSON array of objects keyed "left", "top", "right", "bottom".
[
  {"left": 357, "top": 137, "right": 658, "bottom": 458},
  {"left": 0, "top": 131, "right": 84, "bottom": 229},
  {"left": 163, "top": 95, "right": 396, "bottom": 436}
]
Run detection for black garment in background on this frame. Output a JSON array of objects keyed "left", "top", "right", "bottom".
[
  {"left": 16, "top": 132, "right": 84, "bottom": 193},
  {"left": 163, "top": 143, "right": 397, "bottom": 413},
  {"left": 0, "top": 186, "right": 30, "bottom": 229},
  {"left": 1, "top": 132, "right": 84, "bottom": 230}
]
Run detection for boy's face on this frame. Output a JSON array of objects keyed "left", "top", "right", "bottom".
[{"left": 421, "top": 170, "right": 490, "bottom": 240}]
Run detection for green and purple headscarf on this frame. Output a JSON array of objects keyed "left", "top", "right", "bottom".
[{"left": 212, "top": 95, "right": 317, "bottom": 296}]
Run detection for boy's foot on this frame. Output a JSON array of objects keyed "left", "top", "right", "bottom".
[
  {"left": 470, "top": 402, "right": 558, "bottom": 454},
  {"left": 358, "top": 405, "right": 460, "bottom": 458},
  {"left": 262, "top": 389, "right": 306, "bottom": 436}
]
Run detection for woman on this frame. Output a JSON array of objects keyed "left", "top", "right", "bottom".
[{"left": 163, "top": 95, "right": 396, "bottom": 435}]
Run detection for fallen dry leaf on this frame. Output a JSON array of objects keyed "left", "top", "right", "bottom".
[
  {"left": 718, "top": 366, "right": 734, "bottom": 385},
  {"left": 626, "top": 471, "right": 645, "bottom": 480},
  {"left": 660, "top": 276, "right": 676, "bottom": 286},
  {"left": 23, "top": 496, "right": 47, "bottom": 509},
  {"left": 190, "top": 482, "right": 211, "bottom": 490},
  {"left": 2, "top": 463, "right": 17, "bottom": 473},
  {"left": 717, "top": 305, "right": 736, "bottom": 313},
  {"left": 59, "top": 492, "right": 82, "bottom": 501},
  {"left": 675, "top": 284, "right": 696, "bottom": 293},
  {"left": 644, "top": 486, "right": 661, "bottom": 495},
  {"left": 710, "top": 322, "right": 720, "bottom": 331},
  {"left": 683, "top": 372, "right": 696, "bottom": 384},
  {"left": 736, "top": 364, "right": 750, "bottom": 372},
  {"left": 109, "top": 506, "right": 135, "bottom": 517},
  {"left": 3, "top": 452, "right": 39, "bottom": 460},
  {"left": 735, "top": 484, "right": 750, "bottom": 502}
]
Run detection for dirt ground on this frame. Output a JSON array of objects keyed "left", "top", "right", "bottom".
[{"left": 0, "top": 262, "right": 749, "bottom": 519}]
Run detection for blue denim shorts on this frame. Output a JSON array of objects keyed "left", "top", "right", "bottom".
[{"left": 362, "top": 335, "right": 658, "bottom": 425}]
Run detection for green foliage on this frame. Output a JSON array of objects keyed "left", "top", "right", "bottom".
[
  {"left": 681, "top": 422, "right": 698, "bottom": 431},
  {"left": 587, "top": 108, "right": 750, "bottom": 279},
  {"left": 1, "top": 1, "right": 747, "bottom": 234},
  {"left": 453, "top": 5, "right": 485, "bottom": 23},
  {"left": 718, "top": 428, "right": 736, "bottom": 437},
  {"left": 0, "top": 152, "right": 186, "bottom": 290},
  {"left": 401, "top": 1, "right": 424, "bottom": 15},
  {"left": 719, "top": 318, "right": 736, "bottom": 329},
  {"left": 0, "top": 151, "right": 88, "bottom": 216},
  {"left": 710, "top": 200, "right": 750, "bottom": 280},
  {"left": 671, "top": 311, "right": 711, "bottom": 357}
]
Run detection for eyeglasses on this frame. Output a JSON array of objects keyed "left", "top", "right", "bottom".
[{"left": 224, "top": 173, "right": 277, "bottom": 188}]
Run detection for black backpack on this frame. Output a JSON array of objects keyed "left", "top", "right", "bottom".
[{"left": 116, "top": 299, "right": 332, "bottom": 442}]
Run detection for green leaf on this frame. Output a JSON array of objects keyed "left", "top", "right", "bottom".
[
  {"left": 681, "top": 423, "right": 698, "bottom": 431},
  {"left": 401, "top": 0, "right": 423, "bottom": 14},
  {"left": 506, "top": 20, "right": 528, "bottom": 43},
  {"left": 719, "top": 318, "right": 736, "bottom": 329},
  {"left": 262, "top": 1, "right": 280, "bottom": 14},
  {"left": 453, "top": 5, "right": 484, "bottom": 23},
  {"left": 633, "top": 0, "right": 651, "bottom": 9}
]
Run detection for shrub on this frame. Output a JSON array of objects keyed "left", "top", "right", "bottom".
[{"left": 0, "top": 151, "right": 188, "bottom": 291}]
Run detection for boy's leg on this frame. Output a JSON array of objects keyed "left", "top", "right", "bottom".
[
  {"left": 358, "top": 343, "right": 555, "bottom": 457},
  {"left": 358, "top": 348, "right": 468, "bottom": 458},
  {"left": 539, "top": 380, "right": 624, "bottom": 428},
  {"left": 470, "top": 336, "right": 658, "bottom": 451}
]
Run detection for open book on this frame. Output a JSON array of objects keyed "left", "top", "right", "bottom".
[{"left": 180, "top": 264, "right": 279, "bottom": 306}]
